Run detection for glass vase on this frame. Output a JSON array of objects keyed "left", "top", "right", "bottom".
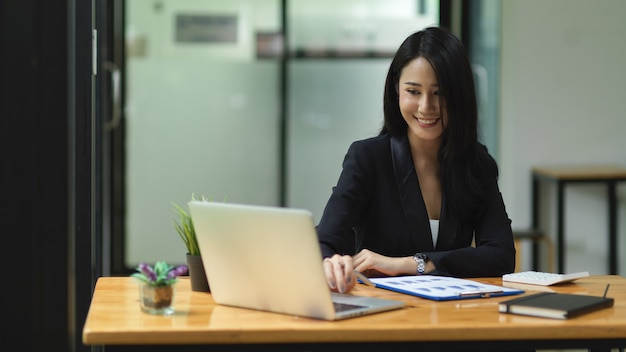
[{"left": 139, "top": 283, "right": 175, "bottom": 315}]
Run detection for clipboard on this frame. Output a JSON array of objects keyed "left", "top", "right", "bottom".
[{"left": 362, "top": 275, "right": 524, "bottom": 301}]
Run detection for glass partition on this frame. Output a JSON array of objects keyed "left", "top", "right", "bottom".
[{"left": 125, "top": 0, "right": 281, "bottom": 267}]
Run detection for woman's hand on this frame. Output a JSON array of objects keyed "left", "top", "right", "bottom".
[
  {"left": 322, "top": 254, "right": 356, "bottom": 293},
  {"left": 353, "top": 249, "right": 416, "bottom": 276}
]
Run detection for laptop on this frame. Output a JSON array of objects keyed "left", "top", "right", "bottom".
[{"left": 188, "top": 201, "right": 405, "bottom": 320}]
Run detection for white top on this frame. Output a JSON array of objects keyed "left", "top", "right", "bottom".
[{"left": 430, "top": 219, "right": 440, "bottom": 247}]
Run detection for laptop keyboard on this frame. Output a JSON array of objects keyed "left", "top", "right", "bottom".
[{"left": 333, "top": 301, "right": 367, "bottom": 312}]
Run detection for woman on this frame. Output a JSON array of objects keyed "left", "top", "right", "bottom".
[{"left": 317, "top": 26, "right": 515, "bottom": 294}]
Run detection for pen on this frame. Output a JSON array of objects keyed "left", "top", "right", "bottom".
[
  {"left": 458, "top": 290, "right": 503, "bottom": 298},
  {"left": 354, "top": 270, "right": 376, "bottom": 287}
]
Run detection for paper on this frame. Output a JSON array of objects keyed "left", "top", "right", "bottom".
[{"left": 367, "top": 275, "right": 524, "bottom": 301}]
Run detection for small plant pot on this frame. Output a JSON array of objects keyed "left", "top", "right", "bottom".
[
  {"left": 186, "top": 253, "right": 210, "bottom": 292},
  {"left": 139, "top": 284, "right": 175, "bottom": 315}
]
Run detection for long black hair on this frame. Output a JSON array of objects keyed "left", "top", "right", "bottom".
[{"left": 381, "top": 26, "right": 498, "bottom": 224}]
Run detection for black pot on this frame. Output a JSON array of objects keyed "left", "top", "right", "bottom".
[{"left": 186, "top": 253, "right": 210, "bottom": 292}]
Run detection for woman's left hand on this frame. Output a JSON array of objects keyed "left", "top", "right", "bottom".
[{"left": 353, "top": 249, "right": 415, "bottom": 276}]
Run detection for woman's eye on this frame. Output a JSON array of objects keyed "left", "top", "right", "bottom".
[{"left": 407, "top": 89, "right": 420, "bottom": 95}]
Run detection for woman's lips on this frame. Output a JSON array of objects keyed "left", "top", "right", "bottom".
[{"left": 416, "top": 116, "right": 440, "bottom": 126}]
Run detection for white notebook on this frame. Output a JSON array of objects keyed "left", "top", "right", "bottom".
[{"left": 189, "top": 201, "right": 405, "bottom": 320}]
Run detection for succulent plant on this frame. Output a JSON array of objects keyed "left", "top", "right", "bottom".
[{"left": 131, "top": 261, "right": 188, "bottom": 287}]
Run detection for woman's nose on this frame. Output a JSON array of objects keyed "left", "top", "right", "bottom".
[{"left": 420, "top": 94, "right": 437, "bottom": 111}]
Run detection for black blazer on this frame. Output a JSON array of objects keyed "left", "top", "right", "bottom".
[{"left": 316, "top": 133, "right": 516, "bottom": 278}]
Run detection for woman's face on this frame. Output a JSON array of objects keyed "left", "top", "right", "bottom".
[{"left": 398, "top": 57, "right": 446, "bottom": 144}]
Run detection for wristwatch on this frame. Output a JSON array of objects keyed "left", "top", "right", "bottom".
[{"left": 413, "top": 253, "right": 430, "bottom": 275}]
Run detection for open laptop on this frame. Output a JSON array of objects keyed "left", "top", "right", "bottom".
[{"left": 188, "top": 201, "right": 405, "bottom": 320}]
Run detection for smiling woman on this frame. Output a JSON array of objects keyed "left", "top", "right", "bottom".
[{"left": 317, "top": 26, "right": 515, "bottom": 294}]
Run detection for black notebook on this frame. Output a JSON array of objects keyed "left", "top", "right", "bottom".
[{"left": 499, "top": 292, "right": 614, "bottom": 319}]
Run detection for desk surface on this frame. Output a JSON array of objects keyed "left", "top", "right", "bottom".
[
  {"left": 83, "top": 275, "right": 626, "bottom": 346},
  {"left": 532, "top": 165, "right": 626, "bottom": 180}
]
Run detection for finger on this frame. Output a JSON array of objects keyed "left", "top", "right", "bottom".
[
  {"left": 352, "top": 253, "right": 369, "bottom": 273},
  {"left": 352, "top": 249, "right": 371, "bottom": 270},
  {"left": 345, "top": 275, "right": 357, "bottom": 292},
  {"left": 336, "top": 256, "right": 356, "bottom": 293},
  {"left": 340, "top": 256, "right": 354, "bottom": 281},
  {"left": 322, "top": 258, "right": 337, "bottom": 290},
  {"left": 333, "top": 260, "right": 348, "bottom": 293}
]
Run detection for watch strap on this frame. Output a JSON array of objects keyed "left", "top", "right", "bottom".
[{"left": 413, "top": 253, "right": 429, "bottom": 275}]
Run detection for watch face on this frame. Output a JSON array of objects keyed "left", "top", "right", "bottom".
[{"left": 417, "top": 253, "right": 430, "bottom": 262}]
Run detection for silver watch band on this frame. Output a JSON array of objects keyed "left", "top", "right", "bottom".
[{"left": 413, "top": 253, "right": 427, "bottom": 275}]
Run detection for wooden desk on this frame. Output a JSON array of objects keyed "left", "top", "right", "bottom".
[
  {"left": 532, "top": 165, "right": 626, "bottom": 274},
  {"left": 83, "top": 276, "right": 626, "bottom": 351}
]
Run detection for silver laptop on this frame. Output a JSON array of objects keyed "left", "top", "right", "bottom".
[{"left": 188, "top": 201, "right": 405, "bottom": 320}]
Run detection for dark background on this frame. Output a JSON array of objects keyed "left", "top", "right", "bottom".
[{"left": 1, "top": 0, "right": 95, "bottom": 351}]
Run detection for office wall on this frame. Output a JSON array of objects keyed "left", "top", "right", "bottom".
[{"left": 500, "top": 0, "right": 626, "bottom": 274}]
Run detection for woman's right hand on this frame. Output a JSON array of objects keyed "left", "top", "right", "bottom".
[{"left": 322, "top": 254, "right": 356, "bottom": 293}]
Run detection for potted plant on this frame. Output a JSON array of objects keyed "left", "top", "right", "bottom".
[
  {"left": 172, "top": 194, "right": 210, "bottom": 292},
  {"left": 131, "top": 261, "right": 188, "bottom": 315}
]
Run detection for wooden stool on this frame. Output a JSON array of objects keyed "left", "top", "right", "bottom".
[{"left": 513, "top": 228, "right": 554, "bottom": 272}]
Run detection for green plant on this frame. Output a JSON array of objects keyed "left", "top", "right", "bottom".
[
  {"left": 131, "top": 261, "right": 187, "bottom": 287},
  {"left": 172, "top": 195, "right": 200, "bottom": 255},
  {"left": 172, "top": 194, "right": 213, "bottom": 256}
]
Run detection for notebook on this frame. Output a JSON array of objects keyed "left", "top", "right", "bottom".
[
  {"left": 188, "top": 201, "right": 405, "bottom": 320},
  {"left": 499, "top": 292, "right": 614, "bottom": 319}
]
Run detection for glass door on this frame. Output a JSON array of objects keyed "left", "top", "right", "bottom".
[{"left": 123, "top": 0, "right": 282, "bottom": 268}]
